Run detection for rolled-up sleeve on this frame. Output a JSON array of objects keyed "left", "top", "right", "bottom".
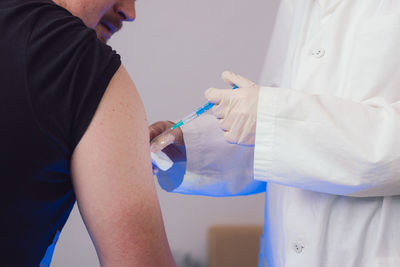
[{"left": 157, "top": 114, "right": 266, "bottom": 196}]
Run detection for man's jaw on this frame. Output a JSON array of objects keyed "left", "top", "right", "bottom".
[
  {"left": 96, "top": 17, "right": 123, "bottom": 43},
  {"left": 97, "top": 23, "right": 112, "bottom": 43}
]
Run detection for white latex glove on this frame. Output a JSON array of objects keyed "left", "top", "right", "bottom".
[
  {"left": 149, "top": 121, "right": 186, "bottom": 173},
  {"left": 205, "top": 71, "right": 260, "bottom": 145}
]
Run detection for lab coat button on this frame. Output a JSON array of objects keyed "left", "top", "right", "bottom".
[
  {"left": 293, "top": 242, "right": 304, "bottom": 253},
  {"left": 311, "top": 48, "right": 325, "bottom": 58}
]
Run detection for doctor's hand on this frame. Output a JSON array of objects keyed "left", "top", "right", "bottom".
[
  {"left": 149, "top": 121, "right": 186, "bottom": 173},
  {"left": 205, "top": 71, "right": 260, "bottom": 146}
]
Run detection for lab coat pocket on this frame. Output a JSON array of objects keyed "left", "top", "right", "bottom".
[{"left": 344, "top": 14, "right": 400, "bottom": 102}]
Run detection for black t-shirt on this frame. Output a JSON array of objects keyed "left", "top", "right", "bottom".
[{"left": 0, "top": 0, "right": 121, "bottom": 265}]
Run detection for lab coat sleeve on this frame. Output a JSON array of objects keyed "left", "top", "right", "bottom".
[
  {"left": 157, "top": 114, "right": 266, "bottom": 196},
  {"left": 254, "top": 86, "right": 400, "bottom": 197}
]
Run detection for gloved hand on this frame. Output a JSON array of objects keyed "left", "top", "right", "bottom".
[
  {"left": 205, "top": 71, "right": 260, "bottom": 145},
  {"left": 149, "top": 121, "right": 186, "bottom": 173}
]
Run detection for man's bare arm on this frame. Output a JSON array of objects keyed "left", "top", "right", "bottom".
[{"left": 70, "top": 65, "right": 176, "bottom": 266}]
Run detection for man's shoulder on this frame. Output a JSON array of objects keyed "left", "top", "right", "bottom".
[
  {"left": 0, "top": 0, "right": 72, "bottom": 21},
  {"left": 1, "top": 0, "right": 85, "bottom": 43}
]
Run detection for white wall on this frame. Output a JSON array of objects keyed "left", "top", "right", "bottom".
[{"left": 52, "top": 0, "right": 279, "bottom": 266}]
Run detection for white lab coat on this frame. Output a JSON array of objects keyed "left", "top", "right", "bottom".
[{"left": 157, "top": 0, "right": 400, "bottom": 266}]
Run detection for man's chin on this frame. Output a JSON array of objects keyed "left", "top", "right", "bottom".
[
  {"left": 100, "top": 36, "right": 108, "bottom": 44},
  {"left": 96, "top": 32, "right": 109, "bottom": 43}
]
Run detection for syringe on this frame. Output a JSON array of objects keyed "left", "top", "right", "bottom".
[
  {"left": 171, "top": 84, "right": 238, "bottom": 130},
  {"left": 151, "top": 84, "right": 237, "bottom": 171}
]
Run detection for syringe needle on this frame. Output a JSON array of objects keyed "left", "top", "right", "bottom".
[{"left": 171, "top": 85, "right": 238, "bottom": 130}]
